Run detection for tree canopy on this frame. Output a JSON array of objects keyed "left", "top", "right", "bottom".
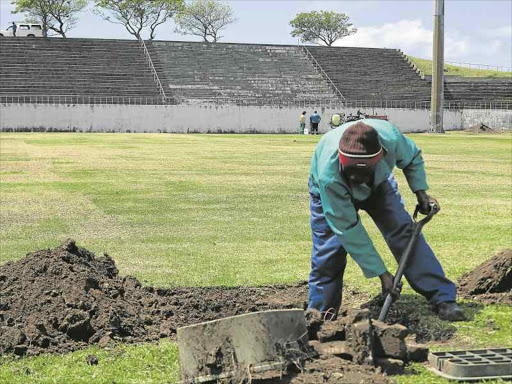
[
  {"left": 94, "top": 0, "right": 184, "bottom": 40},
  {"left": 174, "top": 0, "right": 236, "bottom": 43},
  {"left": 290, "top": 11, "right": 357, "bottom": 46},
  {"left": 12, "top": 0, "right": 88, "bottom": 37}
]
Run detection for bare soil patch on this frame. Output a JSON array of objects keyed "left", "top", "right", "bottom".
[
  {"left": 0, "top": 240, "right": 457, "bottom": 357},
  {"left": 256, "top": 357, "right": 394, "bottom": 384},
  {"left": 1, "top": 240, "right": 476, "bottom": 383},
  {"left": 0, "top": 240, "right": 309, "bottom": 356},
  {"left": 466, "top": 123, "right": 501, "bottom": 133},
  {"left": 10, "top": 240, "right": 504, "bottom": 382},
  {"left": 458, "top": 249, "right": 512, "bottom": 305}
]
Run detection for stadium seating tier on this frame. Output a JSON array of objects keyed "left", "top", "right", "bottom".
[{"left": 0, "top": 38, "right": 510, "bottom": 106}]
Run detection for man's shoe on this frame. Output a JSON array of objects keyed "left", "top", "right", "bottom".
[{"left": 435, "top": 302, "right": 466, "bottom": 322}]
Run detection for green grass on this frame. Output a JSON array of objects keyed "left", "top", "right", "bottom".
[
  {"left": 0, "top": 132, "right": 511, "bottom": 383},
  {"left": 0, "top": 341, "right": 180, "bottom": 384},
  {"left": 408, "top": 56, "right": 512, "bottom": 78}
]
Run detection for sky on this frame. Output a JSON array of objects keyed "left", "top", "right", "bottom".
[{"left": 1, "top": 0, "right": 511, "bottom": 68}]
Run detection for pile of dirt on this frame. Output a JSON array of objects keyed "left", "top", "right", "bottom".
[
  {"left": 0, "top": 239, "right": 309, "bottom": 356},
  {"left": 0, "top": 240, "right": 453, "bottom": 360},
  {"left": 458, "top": 249, "right": 512, "bottom": 304},
  {"left": 466, "top": 123, "right": 500, "bottom": 133}
]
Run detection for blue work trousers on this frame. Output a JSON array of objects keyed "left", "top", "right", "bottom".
[{"left": 308, "top": 175, "right": 456, "bottom": 315}]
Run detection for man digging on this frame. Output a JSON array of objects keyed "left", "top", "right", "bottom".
[{"left": 308, "top": 119, "right": 465, "bottom": 322}]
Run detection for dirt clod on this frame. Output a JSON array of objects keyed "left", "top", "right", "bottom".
[
  {"left": 406, "top": 341, "right": 429, "bottom": 362},
  {"left": 374, "top": 357, "right": 405, "bottom": 376},
  {"left": 317, "top": 320, "right": 346, "bottom": 342},
  {"left": 305, "top": 309, "right": 324, "bottom": 340},
  {"left": 86, "top": 354, "right": 99, "bottom": 366},
  {"left": 372, "top": 321, "right": 408, "bottom": 360},
  {"left": 458, "top": 249, "right": 512, "bottom": 304}
]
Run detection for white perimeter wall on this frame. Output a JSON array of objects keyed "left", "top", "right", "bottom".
[
  {"left": 461, "top": 109, "right": 512, "bottom": 130},
  {"left": 0, "top": 104, "right": 510, "bottom": 133}
]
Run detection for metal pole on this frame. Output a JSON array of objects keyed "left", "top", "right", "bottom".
[{"left": 431, "top": 0, "right": 445, "bottom": 133}]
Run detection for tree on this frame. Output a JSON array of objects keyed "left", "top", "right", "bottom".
[
  {"left": 94, "top": 0, "right": 184, "bottom": 40},
  {"left": 48, "top": 0, "right": 88, "bottom": 37},
  {"left": 290, "top": 11, "right": 357, "bottom": 46},
  {"left": 174, "top": 0, "right": 236, "bottom": 43},
  {"left": 12, "top": 0, "right": 88, "bottom": 38}
]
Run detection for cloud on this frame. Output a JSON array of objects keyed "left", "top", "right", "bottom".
[
  {"left": 334, "top": 19, "right": 432, "bottom": 57},
  {"left": 444, "top": 31, "right": 469, "bottom": 59},
  {"left": 484, "top": 25, "right": 512, "bottom": 39},
  {"left": 332, "top": 19, "right": 495, "bottom": 63}
]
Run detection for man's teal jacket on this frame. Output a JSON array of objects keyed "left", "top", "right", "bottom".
[{"left": 309, "top": 119, "right": 429, "bottom": 278}]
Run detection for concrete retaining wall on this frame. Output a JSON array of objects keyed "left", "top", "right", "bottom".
[
  {"left": 0, "top": 103, "right": 510, "bottom": 133},
  {"left": 461, "top": 109, "right": 512, "bottom": 130}
]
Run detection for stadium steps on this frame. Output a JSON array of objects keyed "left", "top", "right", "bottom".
[
  {"left": 437, "top": 77, "right": 512, "bottom": 103},
  {"left": 147, "top": 40, "right": 338, "bottom": 104},
  {"left": 1, "top": 37, "right": 509, "bottom": 106},
  {"left": 306, "top": 46, "right": 432, "bottom": 102},
  {"left": 306, "top": 46, "right": 511, "bottom": 104},
  {"left": 0, "top": 38, "right": 162, "bottom": 99}
]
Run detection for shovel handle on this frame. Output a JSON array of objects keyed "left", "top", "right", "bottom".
[
  {"left": 378, "top": 202, "right": 439, "bottom": 322},
  {"left": 413, "top": 202, "right": 439, "bottom": 225},
  {"left": 378, "top": 294, "right": 394, "bottom": 322}
]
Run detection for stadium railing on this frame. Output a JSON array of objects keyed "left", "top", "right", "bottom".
[
  {"left": 0, "top": 95, "right": 171, "bottom": 105},
  {"left": 444, "top": 61, "right": 512, "bottom": 73},
  {"left": 137, "top": 38, "right": 167, "bottom": 101},
  {"left": 299, "top": 45, "right": 347, "bottom": 103},
  {"left": 0, "top": 95, "right": 510, "bottom": 110}
]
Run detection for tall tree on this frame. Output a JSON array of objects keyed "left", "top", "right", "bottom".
[
  {"left": 12, "top": 0, "right": 87, "bottom": 37},
  {"left": 48, "top": 0, "right": 88, "bottom": 37},
  {"left": 290, "top": 11, "right": 357, "bottom": 46},
  {"left": 94, "top": 0, "right": 184, "bottom": 40},
  {"left": 174, "top": 0, "right": 236, "bottom": 43}
]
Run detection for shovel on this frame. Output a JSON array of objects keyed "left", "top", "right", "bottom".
[{"left": 378, "top": 202, "right": 439, "bottom": 322}]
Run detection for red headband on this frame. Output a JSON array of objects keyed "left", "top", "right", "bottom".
[{"left": 338, "top": 148, "right": 384, "bottom": 167}]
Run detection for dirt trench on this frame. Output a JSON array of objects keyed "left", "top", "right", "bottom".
[{"left": 0, "top": 239, "right": 458, "bottom": 358}]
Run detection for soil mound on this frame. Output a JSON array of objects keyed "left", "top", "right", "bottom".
[
  {"left": 0, "top": 239, "right": 158, "bottom": 355},
  {"left": 458, "top": 250, "right": 512, "bottom": 304},
  {"left": 0, "top": 240, "right": 454, "bottom": 359},
  {"left": 467, "top": 123, "right": 500, "bottom": 133},
  {"left": 0, "top": 240, "right": 310, "bottom": 356}
]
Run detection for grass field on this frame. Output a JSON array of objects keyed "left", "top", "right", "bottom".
[
  {"left": 1, "top": 132, "right": 511, "bottom": 383},
  {"left": 407, "top": 56, "right": 512, "bottom": 78}
]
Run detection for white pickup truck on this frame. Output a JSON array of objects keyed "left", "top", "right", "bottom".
[{"left": 0, "top": 23, "right": 43, "bottom": 37}]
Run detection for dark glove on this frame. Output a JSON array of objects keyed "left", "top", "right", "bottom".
[
  {"left": 379, "top": 271, "right": 401, "bottom": 302},
  {"left": 415, "top": 190, "right": 440, "bottom": 215}
]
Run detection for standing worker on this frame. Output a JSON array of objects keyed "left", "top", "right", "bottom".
[
  {"left": 310, "top": 111, "right": 321, "bottom": 135},
  {"left": 308, "top": 119, "right": 465, "bottom": 322},
  {"left": 12, "top": 22, "right": 17, "bottom": 37},
  {"left": 299, "top": 111, "right": 307, "bottom": 134}
]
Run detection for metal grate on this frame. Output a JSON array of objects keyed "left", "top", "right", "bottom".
[{"left": 429, "top": 348, "right": 512, "bottom": 381}]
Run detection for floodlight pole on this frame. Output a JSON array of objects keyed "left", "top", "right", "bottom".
[{"left": 430, "top": 0, "right": 445, "bottom": 133}]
